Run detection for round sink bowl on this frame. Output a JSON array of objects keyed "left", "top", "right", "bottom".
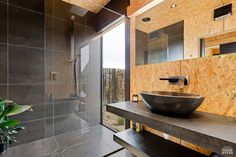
[{"left": 139, "top": 91, "right": 205, "bottom": 116}]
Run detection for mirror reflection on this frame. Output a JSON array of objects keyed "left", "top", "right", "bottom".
[
  {"left": 201, "top": 31, "right": 236, "bottom": 57},
  {"left": 136, "top": 21, "right": 184, "bottom": 65},
  {"left": 135, "top": 0, "right": 236, "bottom": 66}
]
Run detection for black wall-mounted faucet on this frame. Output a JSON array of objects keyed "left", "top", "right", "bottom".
[{"left": 159, "top": 76, "right": 189, "bottom": 85}]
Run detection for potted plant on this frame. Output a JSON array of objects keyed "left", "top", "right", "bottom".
[{"left": 0, "top": 97, "right": 32, "bottom": 153}]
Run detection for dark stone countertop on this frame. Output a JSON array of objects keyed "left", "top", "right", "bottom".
[{"left": 107, "top": 101, "right": 236, "bottom": 157}]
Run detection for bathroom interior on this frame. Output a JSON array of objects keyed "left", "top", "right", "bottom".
[{"left": 0, "top": 0, "right": 235, "bottom": 157}]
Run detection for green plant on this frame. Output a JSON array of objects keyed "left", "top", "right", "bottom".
[{"left": 0, "top": 98, "right": 32, "bottom": 144}]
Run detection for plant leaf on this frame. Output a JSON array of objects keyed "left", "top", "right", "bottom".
[
  {"left": 0, "top": 105, "right": 15, "bottom": 122},
  {"left": 0, "top": 120, "right": 20, "bottom": 128},
  {"left": 3, "top": 100, "right": 13, "bottom": 104},
  {"left": 6, "top": 104, "right": 33, "bottom": 116}
]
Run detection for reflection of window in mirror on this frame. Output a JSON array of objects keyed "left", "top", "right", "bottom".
[
  {"left": 201, "top": 31, "right": 236, "bottom": 57},
  {"left": 136, "top": 21, "right": 184, "bottom": 65}
]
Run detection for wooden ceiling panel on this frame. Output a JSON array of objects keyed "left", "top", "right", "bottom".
[
  {"left": 62, "top": 0, "right": 110, "bottom": 13},
  {"left": 135, "top": 0, "right": 227, "bottom": 33}
]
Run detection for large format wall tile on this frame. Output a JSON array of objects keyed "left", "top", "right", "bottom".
[
  {"left": 0, "top": 44, "right": 7, "bottom": 84},
  {"left": 0, "top": 0, "right": 7, "bottom": 3},
  {"left": 9, "top": 6, "right": 44, "bottom": 48},
  {"left": 9, "top": 85, "right": 44, "bottom": 106},
  {"left": 54, "top": 18, "right": 70, "bottom": 53},
  {"left": 13, "top": 119, "right": 45, "bottom": 146},
  {"left": 54, "top": 53, "right": 71, "bottom": 84},
  {"left": 45, "top": 16, "right": 54, "bottom": 51},
  {"left": 9, "top": 84, "right": 45, "bottom": 121},
  {"left": 12, "top": 104, "right": 45, "bottom": 122},
  {"left": 9, "top": 0, "right": 45, "bottom": 13},
  {"left": 0, "top": 2, "right": 7, "bottom": 43},
  {"left": 0, "top": 85, "right": 7, "bottom": 99},
  {"left": 9, "top": 45, "right": 44, "bottom": 84},
  {"left": 53, "top": 100, "right": 80, "bottom": 116}
]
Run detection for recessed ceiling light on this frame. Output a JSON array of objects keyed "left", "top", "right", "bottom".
[
  {"left": 171, "top": 3, "right": 177, "bottom": 8},
  {"left": 142, "top": 17, "right": 151, "bottom": 22}
]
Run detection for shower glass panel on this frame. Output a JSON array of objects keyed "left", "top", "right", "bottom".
[{"left": 78, "top": 38, "right": 102, "bottom": 126}]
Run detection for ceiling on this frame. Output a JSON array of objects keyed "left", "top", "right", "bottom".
[
  {"left": 62, "top": 0, "right": 111, "bottom": 13},
  {"left": 136, "top": 0, "right": 231, "bottom": 33}
]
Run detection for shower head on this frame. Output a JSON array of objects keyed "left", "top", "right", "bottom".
[{"left": 69, "top": 5, "right": 88, "bottom": 17}]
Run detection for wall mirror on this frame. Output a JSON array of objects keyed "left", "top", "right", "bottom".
[
  {"left": 135, "top": 0, "right": 236, "bottom": 66},
  {"left": 200, "top": 31, "right": 236, "bottom": 57}
]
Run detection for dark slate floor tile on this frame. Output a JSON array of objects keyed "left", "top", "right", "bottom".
[
  {"left": 9, "top": 6, "right": 44, "bottom": 48},
  {"left": 108, "top": 150, "right": 136, "bottom": 157},
  {"left": 55, "top": 126, "right": 98, "bottom": 149},
  {"left": 0, "top": 85, "right": 7, "bottom": 99},
  {"left": 4, "top": 125, "right": 121, "bottom": 157},
  {"left": 62, "top": 139, "right": 112, "bottom": 157},
  {"left": 0, "top": 3, "right": 7, "bottom": 43},
  {"left": 9, "top": 45, "right": 44, "bottom": 84},
  {"left": 12, "top": 119, "right": 45, "bottom": 146},
  {"left": 0, "top": 44, "right": 7, "bottom": 84},
  {"left": 9, "top": 0, "right": 45, "bottom": 13},
  {"left": 9, "top": 85, "right": 44, "bottom": 106},
  {"left": 2, "top": 137, "right": 58, "bottom": 157},
  {"left": 55, "top": 126, "right": 118, "bottom": 157}
]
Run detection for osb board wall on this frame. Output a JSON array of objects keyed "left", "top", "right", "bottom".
[
  {"left": 181, "top": 54, "right": 236, "bottom": 116},
  {"left": 129, "top": 0, "right": 236, "bottom": 154},
  {"left": 131, "top": 54, "right": 236, "bottom": 117},
  {"left": 135, "top": 0, "right": 236, "bottom": 58}
]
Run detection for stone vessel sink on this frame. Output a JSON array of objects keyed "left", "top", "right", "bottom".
[{"left": 139, "top": 91, "right": 205, "bottom": 116}]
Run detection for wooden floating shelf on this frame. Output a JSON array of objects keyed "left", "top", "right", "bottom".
[{"left": 114, "top": 129, "right": 207, "bottom": 157}]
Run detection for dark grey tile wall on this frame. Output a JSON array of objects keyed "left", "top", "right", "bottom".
[
  {"left": 0, "top": 44, "right": 7, "bottom": 84},
  {"left": 9, "top": 6, "right": 44, "bottom": 48},
  {"left": 0, "top": 0, "right": 125, "bottom": 148},
  {"left": 9, "top": 46, "right": 45, "bottom": 84},
  {"left": 0, "top": 85, "right": 7, "bottom": 99},
  {"left": 0, "top": 0, "right": 100, "bottom": 146},
  {"left": 0, "top": 0, "right": 48, "bottom": 146},
  {"left": 9, "top": 0, "right": 45, "bottom": 13},
  {"left": 0, "top": 3, "right": 7, "bottom": 43}
]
